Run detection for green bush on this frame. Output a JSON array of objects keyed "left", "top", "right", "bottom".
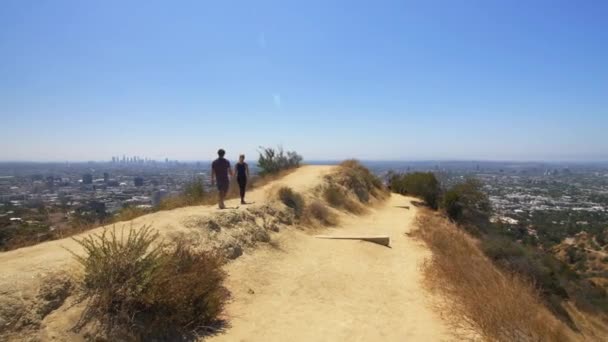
[
  {"left": 442, "top": 178, "right": 491, "bottom": 226},
  {"left": 480, "top": 235, "right": 584, "bottom": 323},
  {"left": 278, "top": 187, "right": 305, "bottom": 219},
  {"left": 390, "top": 172, "right": 440, "bottom": 209},
  {"left": 442, "top": 190, "right": 462, "bottom": 221},
  {"left": 258, "top": 146, "right": 302, "bottom": 176},
  {"left": 183, "top": 177, "right": 206, "bottom": 203},
  {"left": 71, "top": 225, "right": 228, "bottom": 339}
]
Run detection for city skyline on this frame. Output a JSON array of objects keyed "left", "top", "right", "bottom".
[{"left": 2, "top": 1, "right": 607, "bottom": 161}]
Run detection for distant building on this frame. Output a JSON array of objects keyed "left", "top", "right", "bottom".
[
  {"left": 103, "top": 172, "right": 109, "bottom": 183},
  {"left": 82, "top": 174, "right": 93, "bottom": 184},
  {"left": 152, "top": 190, "right": 168, "bottom": 206},
  {"left": 134, "top": 177, "right": 144, "bottom": 187}
]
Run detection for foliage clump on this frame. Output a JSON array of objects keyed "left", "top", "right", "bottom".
[
  {"left": 389, "top": 172, "right": 440, "bottom": 209},
  {"left": 72, "top": 225, "right": 228, "bottom": 340},
  {"left": 257, "top": 146, "right": 302, "bottom": 176},
  {"left": 278, "top": 187, "right": 306, "bottom": 219}
]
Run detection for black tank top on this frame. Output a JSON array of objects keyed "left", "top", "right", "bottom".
[{"left": 236, "top": 162, "right": 247, "bottom": 179}]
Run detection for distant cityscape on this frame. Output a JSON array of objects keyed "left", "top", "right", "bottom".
[{"left": 1, "top": 158, "right": 608, "bottom": 248}]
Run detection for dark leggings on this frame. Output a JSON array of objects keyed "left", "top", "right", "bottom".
[{"left": 237, "top": 177, "right": 247, "bottom": 200}]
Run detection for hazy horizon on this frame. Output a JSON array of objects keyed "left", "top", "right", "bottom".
[
  {"left": 1, "top": 157, "right": 607, "bottom": 165},
  {"left": 2, "top": 1, "right": 607, "bottom": 161}
]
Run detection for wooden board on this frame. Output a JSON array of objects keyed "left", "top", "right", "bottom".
[{"left": 314, "top": 235, "right": 390, "bottom": 247}]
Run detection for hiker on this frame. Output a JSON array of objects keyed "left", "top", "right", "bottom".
[
  {"left": 211, "top": 148, "right": 233, "bottom": 209},
  {"left": 234, "top": 154, "right": 250, "bottom": 204}
]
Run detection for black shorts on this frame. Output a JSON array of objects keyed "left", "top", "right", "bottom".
[{"left": 216, "top": 180, "right": 229, "bottom": 193}]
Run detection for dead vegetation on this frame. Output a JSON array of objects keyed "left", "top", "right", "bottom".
[
  {"left": 317, "top": 159, "right": 387, "bottom": 216},
  {"left": 322, "top": 183, "right": 366, "bottom": 214},
  {"left": 272, "top": 161, "right": 386, "bottom": 228},
  {"left": 415, "top": 210, "right": 570, "bottom": 341},
  {"left": 278, "top": 187, "right": 306, "bottom": 219},
  {"left": 70, "top": 225, "right": 229, "bottom": 340},
  {"left": 306, "top": 200, "right": 339, "bottom": 226},
  {"left": 335, "top": 159, "right": 388, "bottom": 202},
  {"left": 1, "top": 162, "right": 388, "bottom": 340}
]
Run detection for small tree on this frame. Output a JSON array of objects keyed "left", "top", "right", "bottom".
[
  {"left": 442, "top": 178, "right": 491, "bottom": 226},
  {"left": 390, "top": 172, "right": 440, "bottom": 209},
  {"left": 442, "top": 189, "right": 463, "bottom": 221},
  {"left": 257, "top": 146, "right": 302, "bottom": 176}
]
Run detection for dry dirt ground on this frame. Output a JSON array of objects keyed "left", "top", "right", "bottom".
[
  {"left": 207, "top": 194, "right": 452, "bottom": 342},
  {"left": 0, "top": 165, "right": 455, "bottom": 341}
]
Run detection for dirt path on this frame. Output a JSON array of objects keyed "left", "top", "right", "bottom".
[
  {"left": 0, "top": 166, "right": 333, "bottom": 286},
  {"left": 206, "top": 194, "right": 452, "bottom": 342},
  {"left": 1, "top": 165, "right": 453, "bottom": 341},
  {"left": 0, "top": 166, "right": 335, "bottom": 341}
]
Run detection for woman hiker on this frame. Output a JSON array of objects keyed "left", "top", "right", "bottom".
[{"left": 234, "top": 154, "right": 250, "bottom": 204}]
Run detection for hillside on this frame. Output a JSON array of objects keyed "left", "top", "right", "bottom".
[
  {"left": 0, "top": 165, "right": 462, "bottom": 341},
  {"left": 552, "top": 232, "right": 608, "bottom": 289},
  {"left": 0, "top": 163, "right": 581, "bottom": 341}
]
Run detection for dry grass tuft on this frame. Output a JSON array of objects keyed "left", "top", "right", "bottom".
[
  {"left": 71, "top": 225, "right": 228, "bottom": 340},
  {"left": 318, "top": 159, "right": 386, "bottom": 216},
  {"left": 306, "top": 201, "right": 339, "bottom": 226},
  {"left": 337, "top": 159, "right": 387, "bottom": 202},
  {"left": 278, "top": 187, "right": 306, "bottom": 219},
  {"left": 415, "top": 210, "right": 570, "bottom": 341},
  {"left": 322, "top": 183, "right": 366, "bottom": 214}
]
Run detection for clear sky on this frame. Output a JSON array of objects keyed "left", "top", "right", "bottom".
[{"left": 1, "top": 0, "right": 607, "bottom": 162}]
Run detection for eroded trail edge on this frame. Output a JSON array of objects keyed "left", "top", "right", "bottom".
[{"left": 207, "top": 194, "right": 452, "bottom": 342}]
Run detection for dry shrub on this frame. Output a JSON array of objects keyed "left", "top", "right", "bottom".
[
  {"left": 278, "top": 187, "right": 305, "bottom": 219},
  {"left": 306, "top": 201, "right": 339, "bottom": 226},
  {"left": 337, "top": 159, "right": 386, "bottom": 202},
  {"left": 143, "top": 237, "right": 228, "bottom": 335},
  {"left": 323, "top": 183, "right": 366, "bottom": 214},
  {"left": 323, "top": 183, "right": 348, "bottom": 207},
  {"left": 71, "top": 225, "right": 228, "bottom": 340},
  {"left": 415, "top": 211, "right": 569, "bottom": 341}
]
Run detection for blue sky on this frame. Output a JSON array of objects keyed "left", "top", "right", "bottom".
[{"left": 1, "top": 0, "right": 607, "bottom": 161}]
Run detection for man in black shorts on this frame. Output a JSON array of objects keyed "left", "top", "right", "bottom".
[{"left": 211, "top": 149, "right": 233, "bottom": 209}]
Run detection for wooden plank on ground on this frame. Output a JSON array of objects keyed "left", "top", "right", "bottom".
[{"left": 314, "top": 235, "right": 390, "bottom": 247}]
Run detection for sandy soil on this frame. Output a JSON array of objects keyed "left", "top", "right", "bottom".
[
  {"left": 0, "top": 165, "right": 453, "bottom": 341},
  {"left": 206, "top": 194, "right": 452, "bottom": 341},
  {"left": 0, "top": 166, "right": 333, "bottom": 288}
]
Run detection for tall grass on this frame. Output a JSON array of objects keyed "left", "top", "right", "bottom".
[
  {"left": 415, "top": 211, "right": 569, "bottom": 341},
  {"left": 322, "top": 183, "right": 365, "bottom": 214},
  {"left": 71, "top": 225, "right": 228, "bottom": 340},
  {"left": 306, "top": 200, "right": 339, "bottom": 226}
]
